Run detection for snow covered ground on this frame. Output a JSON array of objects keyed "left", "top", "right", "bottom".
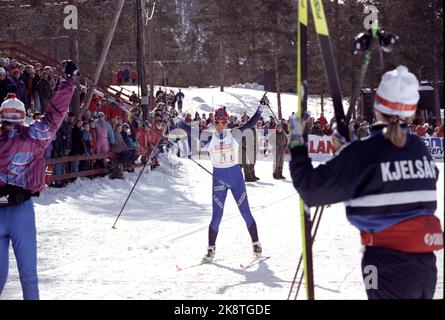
[
  {"left": 1, "top": 87, "right": 443, "bottom": 300},
  {"left": 1, "top": 154, "right": 443, "bottom": 300}
]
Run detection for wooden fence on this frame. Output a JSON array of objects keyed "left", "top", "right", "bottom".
[{"left": 45, "top": 152, "right": 151, "bottom": 183}]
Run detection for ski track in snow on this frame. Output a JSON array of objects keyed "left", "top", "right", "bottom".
[{"left": 1, "top": 87, "right": 443, "bottom": 300}]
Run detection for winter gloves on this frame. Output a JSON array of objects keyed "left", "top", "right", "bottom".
[
  {"left": 288, "top": 112, "right": 310, "bottom": 149},
  {"left": 260, "top": 96, "right": 270, "bottom": 106},
  {"left": 259, "top": 96, "right": 270, "bottom": 112},
  {"left": 63, "top": 59, "right": 80, "bottom": 78},
  {"left": 331, "top": 129, "right": 347, "bottom": 151}
]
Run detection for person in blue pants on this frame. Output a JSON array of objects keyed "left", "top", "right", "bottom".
[
  {"left": 0, "top": 199, "right": 38, "bottom": 299},
  {"left": 208, "top": 163, "right": 259, "bottom": 259},
  {"left": 204, "top": 105, "right": 268, "bottom": 262},
  {"left": 0, "top": 60, "right": 77, "bottom": 300},
  {"left": 177, "top": 100, "right": 268, "bottom": 262}
]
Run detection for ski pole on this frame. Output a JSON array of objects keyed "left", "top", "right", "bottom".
[
  {"left": 287, "top": 212, "right": 316, "bottom": 299},
  {"left": 287, "top": 205, "right": 325, "bottom": 300},
  {"left": 346, "top": 23, "right": 398, "bottom": 125},
  {"left": 189, "top": 157, "right": 230, "bottom": 189},
  {"left": 287, "top": 206, "right": 320, "bottom": 299},
  {"left": 163, "top": 139, "right": 230, "bottom": 188},
  {"left": 266, "top": 103, "right": 280, "bottom": 123},
  {"left": 259, "top": 93, "right": 281, "bottom": 123},
  {"left": 112, "top": 121, "right": 170, "bottom": 229},
  {"left": 345, "top": 21, "right": 380, "bottom": 125},
  {"left": 293, "top": 206, "right": 324, "bottom": 300}
]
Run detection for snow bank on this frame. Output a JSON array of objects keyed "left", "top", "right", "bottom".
[{"left": 231, "top": 83, "right": 265, "bottom": 91}]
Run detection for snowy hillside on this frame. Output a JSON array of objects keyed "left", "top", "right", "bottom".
[{"left": 112, "top": 85, "right": 347, "bottom": 121}]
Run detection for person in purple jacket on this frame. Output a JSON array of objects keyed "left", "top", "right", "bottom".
[{"left": 0, "top": 60, "right": 78, "bottom": 300}]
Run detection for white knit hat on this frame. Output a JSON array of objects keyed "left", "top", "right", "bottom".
[
  {"left": 0, "top": 93, "right": 26, "bottom": 123},
  {"left": 374, "top": 65, "right": 419, "bottom": 119}
]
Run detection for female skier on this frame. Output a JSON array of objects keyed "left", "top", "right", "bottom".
[
  {"left": 176, "top": 99, "right": 268, "bottom": 262},
  {"left": 288, "top": 65, "right": 443, "bottom": 299},
  {"left": 0, "top": 60, "right": 77, "bottom": 300}
]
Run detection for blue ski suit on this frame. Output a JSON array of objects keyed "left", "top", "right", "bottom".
[
  {"left": 177, "top": 108, "right": 262, "bottom": 246},
  {"left": 208, "top": 131, "right": 258, "bottom": 246}
]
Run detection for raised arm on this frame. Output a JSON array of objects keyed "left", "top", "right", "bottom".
[
  {"left": 28, "top": 79, "right": 75, "bottom": 149},
  {"left": 237, "top": 107, "right": 263, "bottom": 133},
  {"left": 237, "top": 95, "right": 270, "bottom": 133}
]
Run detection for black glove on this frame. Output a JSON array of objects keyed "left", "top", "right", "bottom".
[
  {"left": 260, "top": 96, "right": 270, "bottom": 106},
  {"left": 63, "top": 59, "right": 80, "bottom": 78},
  {"left": 378, "top": 29, "right": 397, "bottom": 53},
  {"left": 354, "top": 30, "right": 372, "bottom": 53}
]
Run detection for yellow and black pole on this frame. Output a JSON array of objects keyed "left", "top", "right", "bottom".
[
  {"left": 296, "top": 0, "right": 315, "bottom": 301},
  {"left": 292, "top": 0, "right": 346, "bottom": 301}
]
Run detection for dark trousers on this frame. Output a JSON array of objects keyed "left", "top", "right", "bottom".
[
  {"left": 209, "top": 165, "right": 258, "bottom": 246},
  {"left": 242, "top": 164, "right": 255, "bottom": 181},
  {"left": 362, "top": 246, "right": 437, "bottom": 299}
]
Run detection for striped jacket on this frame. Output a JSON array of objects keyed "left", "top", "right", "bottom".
[
  {"left": 0, "top": 79, "right": 75, "bottom": 194},
  {"left": 289, "top": 125, "right": 439, "bottom": 233}
]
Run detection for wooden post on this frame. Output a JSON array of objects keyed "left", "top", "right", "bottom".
[
  {"left": 67, "top": 29, "right": 81, "bottom": 120},
  {"left": 149, "top": 10, "right": 155, "bottom": 111},
  {"left": 69, "top": 0, "right": 81, "bottom": 120},
  {"left": 379, "top": 47, "right": 384, "bottom": 73},
  {"left": 432, "top": 0, "right": 442, "bottom": 124},
  {"left": 81, "top": 0, "right": 126, "bottom": 117},
  {"left": 273, "top": 37, "right": 282, "bottom": 120},
  {"left": 136, "top": 0, "right": 149, "bottom": 121},
  {"left": 219, "top": 38, "right": 224, "bottom": 92},
  {"left": 433, "top": 44, "right": 441, "bottom": 124}
]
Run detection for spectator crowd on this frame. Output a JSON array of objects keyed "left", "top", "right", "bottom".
[{"left": 1, "top": 56, "right": 443, "bottom": 188}]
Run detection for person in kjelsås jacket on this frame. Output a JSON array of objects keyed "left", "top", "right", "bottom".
[
  {"left": 288, "top": 65, "right": 443, "bottom": 299},
  {"left": 0, "top": 60, "right": 77, "bottom": 300},
  {"left": 175, "top": 99, "right": 269, "bottom": 262}
]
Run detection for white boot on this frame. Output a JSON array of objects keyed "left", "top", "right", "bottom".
[
  {"left": 252, "top": 241, "right": 262, "bottom": 258},
  {"left": 202, "top": 245, "right": 215, "bottom": 263}
]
